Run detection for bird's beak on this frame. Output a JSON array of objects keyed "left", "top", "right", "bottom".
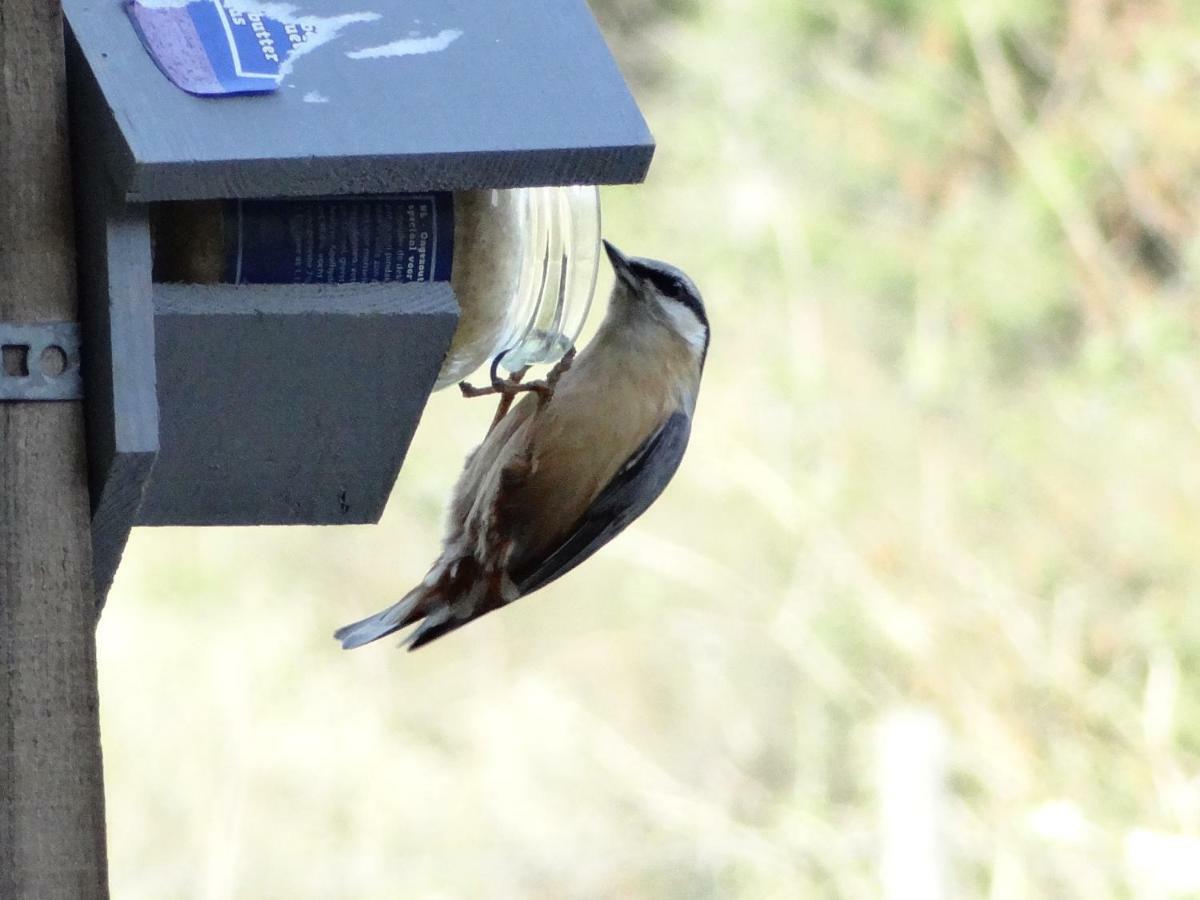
[{"left": 603, "top": 239, "right": 635, "bottom": 285}]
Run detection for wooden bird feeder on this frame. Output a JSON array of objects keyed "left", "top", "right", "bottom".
[{"left": 62, "top": 0, "right": 653, "bottom": 601}]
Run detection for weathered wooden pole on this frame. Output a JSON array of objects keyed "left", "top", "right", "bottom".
[{"left": 0, "top": 0, "right": 110, "bottom": 895}]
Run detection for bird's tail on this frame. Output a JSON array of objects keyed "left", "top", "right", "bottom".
[
  {"left": 333, "top": 584, "right": 433, "bottom": 649},
  {"left": 334, "top": 555, "right": 518, "bottom": 651}
]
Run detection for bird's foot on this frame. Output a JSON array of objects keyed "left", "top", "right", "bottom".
[
  {"left": 460, "top": 355, "right": 541, "bottom": 430},
  {"left": 459, "top": 346, "right": 577, "bottom": 417},
  {"left": 458, "top": 360, "right": 529, "bottom": 400},
  {"left": 520, "top": 345, "right": 578, "bottom": 409},
  {"left": 542, "top": 346, "right": 577, "bottom": 395},
  {"left": 459, "top": 373, "right": 534, "bottom": 400}
]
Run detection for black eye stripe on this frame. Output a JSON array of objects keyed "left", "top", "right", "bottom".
[
  {"left": 627, "top": 260, "right": 709, "bottom": 332},
  {"left": 643, "top": 270, "right": 683, "bottom": 297}
]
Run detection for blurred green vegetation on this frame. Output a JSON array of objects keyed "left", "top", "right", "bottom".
[{"left": 99, "top": 1, "right": 1200, "bottom": 897}]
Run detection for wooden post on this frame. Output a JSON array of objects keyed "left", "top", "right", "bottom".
[{"left": 0, "top": 0, "right": 110, "bottom": 896}]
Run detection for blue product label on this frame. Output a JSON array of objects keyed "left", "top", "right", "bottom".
[
  {"left": 225, "top": 194, "right": 455, "bottom": 285},
  {"left": 127, "top": 0, "right": 315, "bottom": 96}
]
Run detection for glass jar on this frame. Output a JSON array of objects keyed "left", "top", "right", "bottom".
[
  {"left": 438, "top": 186, "right": 599, "bottom": 387},
  {"left": 149, "top": 186, "right": 601, "bottom": 389}
]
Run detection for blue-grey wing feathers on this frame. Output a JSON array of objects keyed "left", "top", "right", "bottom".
[
  {"left": 334, "top": 411, "right": 692, "bottom": 651},
  {"left": 513, "top": 411, "right": 692, "bottom": 595}
]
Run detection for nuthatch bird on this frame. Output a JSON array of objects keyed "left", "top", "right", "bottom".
[{"left": 334, "top": 241, "right": 709, "bottom": 650}]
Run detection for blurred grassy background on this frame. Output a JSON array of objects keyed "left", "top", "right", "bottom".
[{"left": 98, "top": 0, "right": 1200, "bottom": 897}]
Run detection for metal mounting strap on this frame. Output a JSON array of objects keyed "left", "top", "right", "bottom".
[{"left": 0, "top": 321, "right": 83, "bottom": 401}]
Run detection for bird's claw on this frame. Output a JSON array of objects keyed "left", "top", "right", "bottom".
[
  {"left": 461, "top": 355, "right": 547, "bottom": 432},
  {"left": 459, "top": 346, "right": 577, "bottom": 407},
  {"left": 523, "top": 344, "right": 577, "bottom": 407},
  {"left": 544, "top": 345, "right": 577, "bottom": 392},
  {"left": 458, "top": 363, "right": 530, "bottom": 400}
]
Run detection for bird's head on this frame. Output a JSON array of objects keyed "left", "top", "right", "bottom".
[{"left": 603, "top": 240, "right": 710, "bottom": 363}]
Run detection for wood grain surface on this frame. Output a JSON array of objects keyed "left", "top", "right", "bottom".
[{"left": 0, "top": 0, "right": 110, "bottom": 895}]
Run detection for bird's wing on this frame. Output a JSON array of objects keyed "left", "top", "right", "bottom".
[{"left": 512, "top": 411, "right": 692, "bottom": 596}]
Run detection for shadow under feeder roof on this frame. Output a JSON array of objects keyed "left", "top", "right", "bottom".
[{"left": 63, "top": 0, "right": 654, "bottom": 603}]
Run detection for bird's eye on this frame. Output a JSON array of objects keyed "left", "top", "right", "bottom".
[
  {"left": 647, "top": 272, "right": 681, "bottom": 298},
  {"left": 629, "top": 262, "right": 692, "bottom": 304}
]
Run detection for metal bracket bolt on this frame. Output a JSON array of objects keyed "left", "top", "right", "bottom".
[{"left": 0, "top": 322, "right": 83, "bottom": 401}]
